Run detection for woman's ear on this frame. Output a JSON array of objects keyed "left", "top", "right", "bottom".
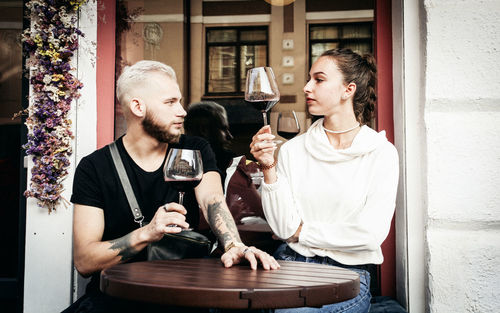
[
  {"left": 343, "top": 82, "right": 357, "bottom": 100},
  {"left": 129, "top": 98, "right": 146, "bottom": 118}
]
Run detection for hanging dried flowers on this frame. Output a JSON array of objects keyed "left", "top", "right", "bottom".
[{"left": 22, "top": 0, "right": 88, "bottom": 212}]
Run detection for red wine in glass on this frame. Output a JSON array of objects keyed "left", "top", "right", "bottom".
[
  {"left": 245, "top": 67, "right": 280, "bottom": 126},
  {"left": 163, "top": 149, "right": 203, "bottom": 205},
  {"left": 277, "top": 131, "right": 299, "bottom": 140},
  {"left": 277, "top": 111, "right": 300, "bottom": 141},
  {"left": 164, "top": 178, "right": 201, "bottom": 193},
  {"left": 247, "top": 100, "right": 279, "bottom": 113}
]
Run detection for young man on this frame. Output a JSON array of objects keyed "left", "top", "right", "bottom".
[{"left": 69, "top": 60, "right": 279, "bottom": 312}]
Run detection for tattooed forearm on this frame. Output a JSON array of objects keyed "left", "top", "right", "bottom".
[
  {"left": 207, "top": 200, "right": 241, "bottom": 247},
  {"left": 109, "top": 233, "right": 139, "bottom": 261}
]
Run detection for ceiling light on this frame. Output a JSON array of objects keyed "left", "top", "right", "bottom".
[{"left": 264, "top": 0, "right": 295, "bottom": 6}]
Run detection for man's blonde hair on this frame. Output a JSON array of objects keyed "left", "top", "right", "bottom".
[{"left": 116, "top": 60, "right": 177, "bottom": 108}]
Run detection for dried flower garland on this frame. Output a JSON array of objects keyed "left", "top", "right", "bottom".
[{"left": 22, "top": 0, "right": 87, "bottom": 212}]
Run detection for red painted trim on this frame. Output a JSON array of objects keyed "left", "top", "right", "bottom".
[
  {"left": 375, "top": 0, "right": 396, "bottom": 297},
  {"left": 96, "top": 0, "right": 116, "bottom": 148}
]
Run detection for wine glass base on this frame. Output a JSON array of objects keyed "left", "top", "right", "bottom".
[
  {"left": 264, "top": 139, "right": 283, "bottom": 145},
  {"left": 167, "top": 225, "right": 194, "bottom": 231}
]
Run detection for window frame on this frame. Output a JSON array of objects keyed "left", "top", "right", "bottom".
[
  {"left": 308, "top": 22, "right": 374, "bottom": 68},
  {"left": 205, "top": 26, "right": 269, "bottom": 97}
]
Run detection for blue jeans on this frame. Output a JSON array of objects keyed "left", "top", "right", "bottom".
[{"left": 273, "top": 244, "right": 371, "bottom": 313}]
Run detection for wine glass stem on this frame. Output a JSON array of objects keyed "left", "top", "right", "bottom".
[
  {"left": 262, "top": 111, "right": 268, "bottom": 125},
  {"left": 178, "top": 191, "right": 185, "bottom": 205}
]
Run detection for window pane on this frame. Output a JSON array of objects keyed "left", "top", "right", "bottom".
[
  {"left": 207, "top": 29, "right": 237, "bottom": 43},
  {"left": 240, "top": 45, "right": 267, "bottom": 91},
  {"left": 240, "top": 29, "right": 267, "bottom": 41},
  {"left": 208, "top": 46, "right": 236, "bottom": 93},
  {"left": 343, "top": 42, "right": 372, "bottom": 55},
  {"left": 311, "top": 42, "right": 338, "bottom": 64},
  {"left": 342, "top": 24, "right": 371, "bottom": 39},
  {"left": 310, "top": 26, "right": 339, "bottom": 40}
]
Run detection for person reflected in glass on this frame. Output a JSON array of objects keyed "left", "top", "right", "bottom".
[
  {"left": 250, "top": 48, "right": 399, "bottom": 313},
  {"left": 184, "top": 101, "right": 235, "bottom": 185}
]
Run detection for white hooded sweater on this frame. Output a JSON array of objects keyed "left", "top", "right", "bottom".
[{"left": 261, "top": 118, "right": 399, "bottom": 265}]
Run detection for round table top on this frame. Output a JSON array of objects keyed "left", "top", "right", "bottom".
[{"left": 100, "top": 258, "right": 360, "bottom": 309}]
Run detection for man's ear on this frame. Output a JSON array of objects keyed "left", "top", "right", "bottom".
[
  {"left": 343, "top": 82, "right": 357, "bottom": 100},
  {"left": 129, "top": 98, "right": 145, "bottom": 118}
]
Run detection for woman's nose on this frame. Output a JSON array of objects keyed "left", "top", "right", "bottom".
[{"left": 303, "top": 80, "right": 312, "bottom": 93}]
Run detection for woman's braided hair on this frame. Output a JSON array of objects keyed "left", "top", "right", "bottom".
[{"left": 320, "top": 48, "right": 377, "bottom": 124}]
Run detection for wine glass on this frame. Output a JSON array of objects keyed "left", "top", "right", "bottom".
[
  {"left": 245, "top": 67, "right": 280, "bottom": 126},
  {"left": 249, "top": 167, "right": 264, "bottom": 191},
  {"left": 163, "top": 149, "right": 203, "bottom": 205},
  {"left": 277, "top": 111, "right": 301, "bottom": 140}
]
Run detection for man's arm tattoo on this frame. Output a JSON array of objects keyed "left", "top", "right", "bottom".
[
  {"left": 109, "top": 233, "right": 139, "bottom": 261},
  {"left": 207, "top": 201, "right": 241, "bottom": 247}
]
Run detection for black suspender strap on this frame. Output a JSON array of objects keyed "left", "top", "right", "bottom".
[{"left": 109, "top": 142, "right": 144, "bottom": 227}]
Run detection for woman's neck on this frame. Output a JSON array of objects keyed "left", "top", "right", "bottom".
[{"left": 322, "top": 115, "right": 360, "bottom": 150}]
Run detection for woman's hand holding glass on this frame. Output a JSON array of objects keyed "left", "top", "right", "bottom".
[{"left": 250, "top": 125, "right": 278, "bottom": 172}]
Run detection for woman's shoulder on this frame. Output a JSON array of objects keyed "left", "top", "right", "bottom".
[{"left": 370, "top": 134, "right": 399, "bottom": 166}]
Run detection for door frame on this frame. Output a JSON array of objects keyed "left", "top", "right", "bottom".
[{"left": 0, "top": 1, "right": 28, "bottom": 311}]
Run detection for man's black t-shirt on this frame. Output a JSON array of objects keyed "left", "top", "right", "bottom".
[{"left": 71, "top": 135, "right": 219, "bottom": 293}]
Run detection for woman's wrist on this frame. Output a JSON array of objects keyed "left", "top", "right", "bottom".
[
  {"left": 259, "top": 158, "right": 277, "bottom": 170},
  {"left": 262, "top": 161, "right": 278, "bottom": 184}
]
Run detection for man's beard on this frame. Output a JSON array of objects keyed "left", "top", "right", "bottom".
[{"left": 142, "top": 112, "right": 181, "bottom": 143}]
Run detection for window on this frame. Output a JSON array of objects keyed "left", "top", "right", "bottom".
[
  {"left": 309, "top": 22, "right": 373, "bottom": 66},
  {"left": 206, "top": 27, "right": 268, "bottom": 96}
]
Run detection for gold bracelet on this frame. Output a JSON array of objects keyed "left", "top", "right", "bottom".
[
  {"left": 224, "top": 241, "right": 245, "bottom": 253},
  {"left": 259, "top": 159, "right": 277, "bottom": 170}
]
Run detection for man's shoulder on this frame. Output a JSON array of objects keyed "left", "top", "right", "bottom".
[{"left": 76, "top": 143, "right": 112, "bottom": 171}]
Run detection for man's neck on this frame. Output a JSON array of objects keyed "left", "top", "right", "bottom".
[{"left": 122, "top": 130, "right": 168, "bottom": 172}]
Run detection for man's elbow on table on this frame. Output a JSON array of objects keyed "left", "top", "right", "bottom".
[
  {"left": 73, "top": 247, "right": 103, "bottom": 278},
  {"left": 74, "top": 256, "right": 94, "bottom": 278}
]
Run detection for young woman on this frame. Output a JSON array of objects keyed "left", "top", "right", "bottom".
[{"left": 250, "top": 48, "right": 399, "bottom": 313}]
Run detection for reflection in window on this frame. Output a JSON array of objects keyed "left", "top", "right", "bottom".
[
  {"left": 208, "top": 46, "right": 236, "bottom": 93},
  {"left": 310, "top": 26, "right": 339, "bottom": 40},
  {"left": 309, "top": 22, "right": 373, "bottom": 65},
  {"left": 311, "top": 43, "right": 338, "bottom": 65},
  {"left": 206, "top": 27, "right": 268, "bottom": 95},
  {"left": 240, "top": 45, "right": 266, "bottom": 91},
  {"left": 207, "top": 29, "right": 237, "bottom": 43}
]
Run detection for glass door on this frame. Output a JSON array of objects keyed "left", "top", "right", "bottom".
[{"left": 0, "top": 2, "right": 27, "bottom": 312}]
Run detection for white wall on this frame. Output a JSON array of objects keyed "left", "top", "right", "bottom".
[
  {"left": 395, "top": 0, "right": 500, "bottom": 312},
  {"left": 23, "top": 2, "right": 97, "bottom": 312},
  {"left": 423, "top": 0, "right": 500, "bottom": 312}
]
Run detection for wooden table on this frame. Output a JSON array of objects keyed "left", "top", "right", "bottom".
[
  {"left": 100, "top": 258, "right": 360, "bottom": 309},
  {"left": 237, "top": 223, "right": 282, "bottom": 255}
]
